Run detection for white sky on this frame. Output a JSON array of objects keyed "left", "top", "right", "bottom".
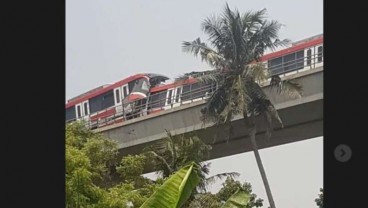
[{"left": 66, "top": 0, "right": 323, "bottom": 207}]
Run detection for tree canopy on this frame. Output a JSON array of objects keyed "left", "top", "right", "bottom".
[{"left": 66, "top": 122, "right": 263, "bottom": 208}]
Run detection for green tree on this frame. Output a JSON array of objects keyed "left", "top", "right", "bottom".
[
  {"left": 216, "top": 177, "right": 263, "bottom": 208},
  {"left": 222, "top": 190, "right": 251, "bottom": 208},
  {"left": 184, "top": 176, "right": 263, "bottom": 208},
  {"left": 186, "top": 193, "right": 222, "bottom": 208},
  {"left": 66, "top": 122, "right": 160, "bottom": 208},
  {"left": 145, "top": 130, "right": 239, "bottom": 206},
  {"left": 66, "top": 122, "right": 109, "bottom": 207},
  {"left": 145, "top": 131, "right": 238, "bottom": 188},
  {"left": 181, "top": 4, "right": 302, "bottom": 208},
  {"left": 66, "top": 122, "right": 262, "bottom": 208},
  {"left": 315, "top": 188, "right": 323, "bottom": 208}
]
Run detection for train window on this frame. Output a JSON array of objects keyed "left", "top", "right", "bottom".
[
  {"left": 191, "top": 82, "right": 200, "bottom": 99},
  {"left": 128, "top": 81, "right": 135, "bottom": 93},
  {"left": 283, "top": 53, "right": 296, "bottom": 72},
  {"left": 167, "top": 90, "right": 173, "bottom": 104},
  {"left": 181, "top": 84, "right": 191, "bottom": 101},
  {"left": 175, "top": 88, "right": 182, "bottom": 103},
  {"left": 66, "top": 107, "right": 76, "bottom": 121},
  {"left": 296, "top": 50, "right": 304, "bottom": 69},
  {"left": 268, "top": 57, "right": 283, "bottom": 75},
  {"left": 115, "top": 89, "right": 120, "bottom": 103},
  {"left": 102, "top": 90, "right": 114, "bottom": 109},
  {"left": 148, "top": 93, "right": 158, "bottom": 109},
  {"left": 148, "top": 91, "right": 167, "bottom": 109},
  {"left": 123, "top": 86, "right": 128, "bottom": 98},
  {"left": 317, "top": 46, "right": 323, "bottom": 63},
  {"left": 89, "top": 94, "right": 104, "bottom": 114},
  {"left": 142, "top": 80, "right": 149, "bottom": 91},
  {"left": 84, "top": 102, "right": 88, "bottom": 115},
  {"left": 307, "top": 49, "right": 312, "bottom": 66},
  {"left": 77, "top": 105, "right": 81, "bottom": 118}
]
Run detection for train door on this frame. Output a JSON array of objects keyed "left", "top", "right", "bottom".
[
  {"left": 305, "top": 45, "right": 323, "bottom": 70},
  {"left": 114, "top": 87, "right": 122, "bottom": 115},
  {"left": 305, "top": 47, "right": 314, "bottom": 70},
  {"left": 122, "top": 84, "right": 129, "bottom": 100},
  {"left": 82, "top": 101, "right": 90, "bottom": 121},
  {"left": 114, "top": 84, "right": 129, "bottom": 117},
  {"left": 315, "top": 45, "right": 323, "bottom": 68},
  {"left": 164, "top": 86, "right": 182, "bottom": 109},
  {"left": 75, "top": 104, "right": 83, "bottom": 120},
  {"left": 75, "top": 101, "right": 90, "bottom": 122}
]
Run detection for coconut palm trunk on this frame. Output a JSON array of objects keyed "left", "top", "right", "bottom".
[
  {"left": 247, "top": 114, "right": 276, "bottom": 208},
  {"left": 251, "top": 138, "right": 276, "bottom": 208}
]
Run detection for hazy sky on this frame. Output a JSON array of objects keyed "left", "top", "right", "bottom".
[{"left": 66, "top": 0, "right": 323, "bottom": 207}]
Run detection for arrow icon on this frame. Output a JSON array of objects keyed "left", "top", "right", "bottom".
[{"left": 334, "top": 144, "right": 352, "bottom": 162}]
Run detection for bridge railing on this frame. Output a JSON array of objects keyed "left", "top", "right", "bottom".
[
  {"left": 67, "top": 52, "right": 323, "bottom": 129},
  {"left": 79, "top": 83, "right": 215, "bottom": 129},
  {"left": 268, "top": 51, "right": 323, "bottom": 76}
]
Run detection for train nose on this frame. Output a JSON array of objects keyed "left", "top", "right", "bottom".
[{"left": 127, "top": 92, "right": 147, "bottom": 101}]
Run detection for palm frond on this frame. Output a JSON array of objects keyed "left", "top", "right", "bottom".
[
  {"left": 263, "top": 111, "right": 273, "bottom": 141},
  {"left": 273, "top": 38, "right": 291, "bottom": 48},
  {"left": 182, "top": 38, "right": 224, "bottom": 67},
  {"left": 246, "top": 63, "right": 268, "bottom": 84},
  {"left": 204, "top": 172, "right": 240, "bottom": 187},
  {"left": 202, "top": 85, "right": 227, "bottom": 116},
  {"left": 196, "top": 71, "right": 221, "bottom": 84},
  {"left": 244, "top": 79, "right": 269, "bottom": 115},
  {"left": 234, "top": 74, "right": 250, "bottom": 115},
  {"left": 201, "top": 15, "right": 227, "bottom": 52},
  {"left": 241, "top": 9, "right": 266, "bottom": 33},
  {"left": 175, "top": 70, "right": 210, "bottom": 81},
  {"left": 251, "top": 20, "right": 286, "bottom": 51},
  {"left": 145, "top": 150, "right": 173, "bottom": 175},
  {"left": 182, "top": 38, "right": 208, "bottom": 56},
  {"left": 198, "top": 171, "right": 240, "bottom": 193},
  {"left": 266, "top": 103, "right": 283, "bottom": 128},
  {"left": 164, "top": 129, "right": 177, "bottom": 167},
  {"left": 270, "top": 75, "right": 303, "bottom": 99}
]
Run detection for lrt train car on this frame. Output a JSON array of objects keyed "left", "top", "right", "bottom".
[
  {"left": 263, "top": 33, "right": 323, "bottom": 76},
  {"left": 65, "top": 73, "right": 168, "bottom": 128},
  {"left": 66, "top": 34, "right": 323, "bottom": 129},
  {"left": 143, "top": 34, "right": 324, "bottom": 115}
]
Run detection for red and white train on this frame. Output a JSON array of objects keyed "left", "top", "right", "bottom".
[{"left": 66, "top": 34, "right": 323, "bottom": 129}]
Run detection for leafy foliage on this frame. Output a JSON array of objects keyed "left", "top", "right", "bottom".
[
  {"left": 140, "top": 163, "right": 201, "bottom": 208},
  {"left": 117, "top": 154, "right": 146, "bottom": 182},
  {"left": 216, "top": 177, "right": 263, "bottom": 208},
  {"left": 145, "top": 131, "right": 239, "bottom": 195},
  {"left": 315, "top": 188, "right": 323, "bottom": 208},
  {"left": 66, "top": 122, "right": 159, "bottom": 208},
  {"left": 186, "top": 193, "right": 222, "bottom": 208},
  {"left": 222, "top": 190, "right": 250, "bottom": 208},
  {"left": 66, "top": 119, "right": 263, "bottom": 208}
]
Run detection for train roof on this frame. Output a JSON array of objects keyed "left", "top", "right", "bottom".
[
  {"left": 260, "top": 34, "right": 323, "bottom": 61},
  {"left": 151, "top": 34, "right": 324, "bottom": 92},
  {"left": 66, "top": 73, "right": 168, "bottom": 108}
]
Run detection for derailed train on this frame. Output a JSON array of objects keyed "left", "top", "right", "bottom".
[{"left": 65, "top": 34, "right": 323, "bottom": 129}]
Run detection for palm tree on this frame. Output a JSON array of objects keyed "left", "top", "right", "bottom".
[{"left": 181, "top": 4, "right": 303, "bottom": 208}]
